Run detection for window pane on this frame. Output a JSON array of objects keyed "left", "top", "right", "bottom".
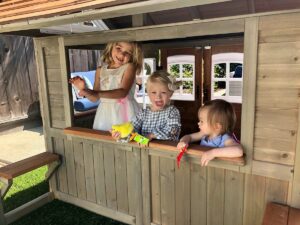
[
  {"left": 229, "top": 81, "right": 242, "bottom": 96},
  {"left": 230, "top": 63, "right": 243, "bottom": 78},
  {"left": 182, "top": 64, "right": 193, "bottom": 78},
  {"left": 169, "top": 64, "right": 180, "bottom": 78},
  {"left": 183, "top": 81, "right": 193, "bottom": 94},
  {"left": 213, "top": 81, "right": 226, "bottom": 96},
  {"left": 214, "top": 63, "right": 226, "bottom": 78}
]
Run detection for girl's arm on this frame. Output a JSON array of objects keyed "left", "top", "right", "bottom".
[
  {"left": 79, "top": 68, "right": 101, "bottom": 102},
  {"left": 82, "top": 63, "right": 136, "bottom": 100},
  {"left": 200, "top": 138, "right": 243, "bottom": 166},
  {"left": 177, "top": 131, "right": 204, "bottom": 150}
]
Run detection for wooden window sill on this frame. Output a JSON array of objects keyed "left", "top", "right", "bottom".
[{"left": 64, "top": 127, "right": 245, "bottom": 167}]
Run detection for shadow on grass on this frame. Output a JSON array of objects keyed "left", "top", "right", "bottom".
[
  {"left": 11, "top": 199, "right": 127, "bottom": 225},
  {"left": 4, "top": 181, "right": 49, "bottom": 212},
  {"left": 4, "top": 182, "right": 126, "bottom": 225}
]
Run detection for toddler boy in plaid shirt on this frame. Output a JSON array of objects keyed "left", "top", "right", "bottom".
[{"left": 132, "top": 71, "right": 181, "bottom": 141}]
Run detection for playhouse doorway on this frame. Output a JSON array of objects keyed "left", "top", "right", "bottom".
[{"left": 161, "top": 47, "right": 202, "bottom": 136}]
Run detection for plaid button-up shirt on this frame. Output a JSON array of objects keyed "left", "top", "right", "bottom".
[{"left": 132, "top": 105, "right": 181, "bottom": 141}]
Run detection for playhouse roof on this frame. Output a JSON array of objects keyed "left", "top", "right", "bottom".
[{"left": 1, "top": 0, "right": 300, "bottom": 36}]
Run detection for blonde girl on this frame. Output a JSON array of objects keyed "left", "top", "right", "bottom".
[
  {"left": 177, "top": 99, "right": 243, "bottom": 166},
  {"left": 132, "top": 71, "right": 182, "bottom": 141},
  {"left": 70, "top": 41, "right": 143, "bottom": 131}
]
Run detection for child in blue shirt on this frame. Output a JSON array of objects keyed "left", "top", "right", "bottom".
[{"left": 177, "top": 99, "right": 243, "bottom": 166}]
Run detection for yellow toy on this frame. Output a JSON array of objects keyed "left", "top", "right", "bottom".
[
  {"left": 111, "top": 122, "right": 150, "bottom": 145},
  {"left": 112, "top": 122, "right": 134, "bottom": 142}
]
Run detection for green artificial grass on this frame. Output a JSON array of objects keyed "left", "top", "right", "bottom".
[{"left": 2, "top": 166, "right": 126, "bottom": 225}]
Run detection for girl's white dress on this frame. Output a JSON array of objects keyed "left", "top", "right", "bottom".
[{"left": 93, "top": 63, "right": 140, "bottom": 131}]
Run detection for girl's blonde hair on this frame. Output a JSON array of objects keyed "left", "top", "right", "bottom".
[
  {"left": 201, "top": 99, "right": 236, "bottom": 134},
  {"left": 101, "top": 41, "right": 143, "bottom": 74},
  {"left": 147, "top": 71, "right": 182, "bottom": 93}
]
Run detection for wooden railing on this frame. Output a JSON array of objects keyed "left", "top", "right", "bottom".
[{"left": 64, "top": 127, "right": 245, "bottom": 166}]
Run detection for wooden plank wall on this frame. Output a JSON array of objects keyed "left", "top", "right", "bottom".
[
  {"left": 256, "top": 12, "right": 300, "bottom": 207},
  {"left": 52, "top": 136, "right": 142, "bottom": 224},
  {"left": 0, "top": 35, "right": 39, "bottom": 123},
  {"left": 254, "top": 13, "right": 300, "bottom": 166},
  {"left": 149, "top": 154, "right": 288, "bottom": 225}
]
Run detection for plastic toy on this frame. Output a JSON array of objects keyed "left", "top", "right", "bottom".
[{"left": 111, "top": 122, "right": 149, "bottom": 145}]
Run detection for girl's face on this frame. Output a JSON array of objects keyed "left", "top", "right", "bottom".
[
  {"left": 147, "top": 81, "right": 172, "bottom": 111},
  {"left": 111, "top": 42, "right": 133, "bottom": 67},
  {"left": 198, "top": 108, "right": 213, "bottom": 136}
]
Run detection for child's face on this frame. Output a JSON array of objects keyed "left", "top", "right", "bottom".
[
  {"left": 198, "top": 108, "right": 213, "bottom": 136},
  {"left": 147, "top": 81, "right": 172, "bottom": 111},
  {"left": 111, "top": 42, "right": 133, "bottom": 67}
]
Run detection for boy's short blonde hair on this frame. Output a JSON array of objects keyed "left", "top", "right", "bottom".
[
  {"left": 147, "top": 71, "right": 181, "bottom": 93},
  {"left": 200, "top": 99, "right": 236, "bottom": 134},
  {"left": 101, "top": 41, "right": 144, "bottom": 74}
]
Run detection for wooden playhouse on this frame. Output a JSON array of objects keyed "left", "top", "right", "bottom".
[{"left": 1, "top": 0, "right": 300, "bottom": 224}]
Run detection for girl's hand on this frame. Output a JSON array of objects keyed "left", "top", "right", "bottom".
[
  {"left": 177, "top": 141, "right": 188, "bottom": 150},
  {"left": 177, "top": 135, "right": 191, "bottom": 150},
  {"left": 69, "top": 76, "right": 85, "bottom": 90},
  {"left": 78, "top": 89, "right": 93, "bottom": 97},
  {"left": 200, "top": 150, "right": 216, "bottom": 166}
]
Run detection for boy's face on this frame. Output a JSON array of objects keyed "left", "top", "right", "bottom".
[
  {"left": 147, "top": 81, "right": 172, "bottom": 111},
  {"left": 198, "top": 108, "right": 212, "bottom": 136},
  {"left": 111, "top": 42, "right": 133, "bottom": 67}
]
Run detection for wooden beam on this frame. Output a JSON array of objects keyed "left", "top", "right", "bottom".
[
  {"left": 0, "top": 0, "right": 230, "bottom": 33},
  {"left": 5, "top": 192, "right": 54, "bottom": 224},
  {"left": 239, "top": 17, "right": 258, "bottom": 174},
  {"left": 62, "top": 18, "right": 245, "bottom": 46}
]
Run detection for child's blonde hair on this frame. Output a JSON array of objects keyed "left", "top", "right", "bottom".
[
  {"left": 200, "top": 99, "right": 236, "bottom": 134},
  {"left": 147, "top": 71, "right": 181, "bottom": 93},
  {"left": 101, "top": 41, "right": 143, "bottom": 74}
]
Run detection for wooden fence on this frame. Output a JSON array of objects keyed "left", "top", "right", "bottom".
[
  {"left": 0, "top": 35, "right": 39, "bottom": 124},
  {"left": 0, "top": 35, "right": 99, "bottom": 125}
]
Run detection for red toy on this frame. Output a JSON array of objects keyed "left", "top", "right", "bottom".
[{"left": 176, "top": 145, "right": 188, "bottom": 168}]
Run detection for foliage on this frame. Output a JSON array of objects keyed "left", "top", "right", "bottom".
[{"left": 214, "top": 63, "right": 226, "bottom": 78}]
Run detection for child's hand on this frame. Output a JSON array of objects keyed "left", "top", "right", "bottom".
[
  {"left": 177, "top": 141, "right": 187, "bottom": 150},
  {"left": 110, "top": 130, "right": 121, "bottom": 140},
  {"left": 78, "top": 88, "right": 93, "bottom": 97},
  {"left": 177, "top": 135, "right": 190, "bottom": 150},
  {"left": 200, "top": 150, "right": 216, "bottom": 166},
  {"left": 69, "top": 76, "right": 85, "bottom": 90}
]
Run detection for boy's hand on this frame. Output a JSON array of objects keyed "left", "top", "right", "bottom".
[
  {"left": 200, "top": 150, "right": 216, "bottom": 166},
  {"left": 69, "top": 76, "right": 85, "bottom": 90},
  {"left": 110, "top": 130, "right": 121, "bottom": 140}
]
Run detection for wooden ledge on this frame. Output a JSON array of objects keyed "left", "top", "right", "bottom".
[
  {"left": 262, "top": 202, "right": 300, "bottom": 225},
  {"left": 64, "top": 127, "right": 245, "bottom": 166},
  {"left": 0, "top": 152, "right": 60, "bottom": 180}
]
